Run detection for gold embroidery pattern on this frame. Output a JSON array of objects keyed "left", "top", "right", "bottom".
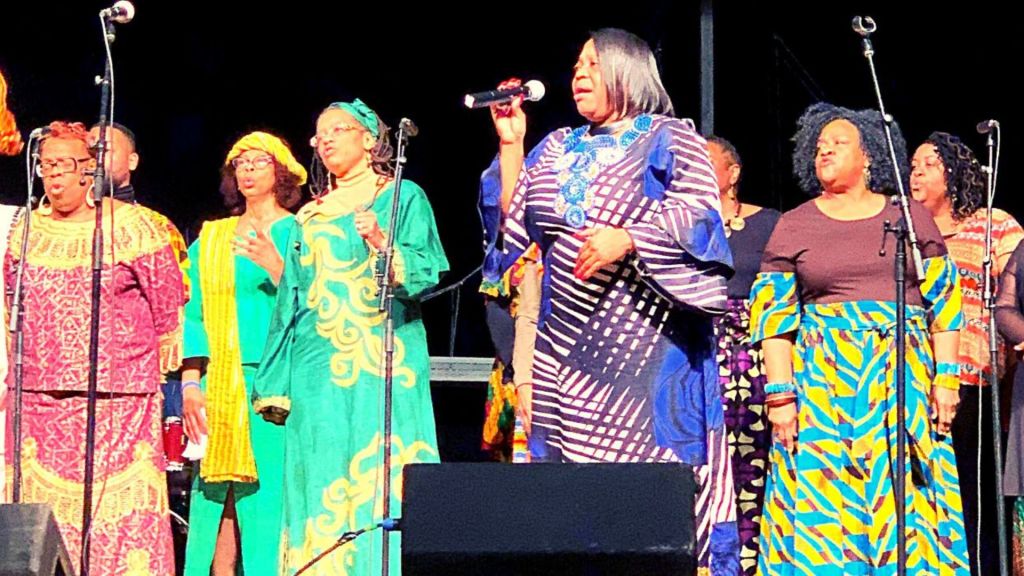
[
  {"left": 253, "top": 395, "right": 292, "bottom": 414},
  {"left": 284, "top": 434, "right": 436, "bottom": 575},
  {"left": 124, "top": 549, "right": 153, "bottom": 576},
  {"left": 11, "top": 438, "right": 168, "bottom": 530},
  {"left": 301, "top": 218, "right": 415, "bottom": 389},
  {"left": 8, "top": 204, "right": 173, "bottom": 270}
]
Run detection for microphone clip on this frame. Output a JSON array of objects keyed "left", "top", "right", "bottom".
[{"left": 852, "top": 16, "right": 877, "bottom": 38}]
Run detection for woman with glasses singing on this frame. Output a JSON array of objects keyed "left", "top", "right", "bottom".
[
  {"left": 4, "top": 121, "right": 184, "bottom": 574},
  {"left": 253, "top": 100, "right": 448, "bottom": 575},
  {"left": 180, "top": 132, "right": 305, "bottom": 576}
]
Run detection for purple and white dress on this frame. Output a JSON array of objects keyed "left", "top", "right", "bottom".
[{"left": 480, "top": 114, "right": 740, "bottom": 574}]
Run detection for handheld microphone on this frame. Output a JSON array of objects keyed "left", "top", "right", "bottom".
[{"left": 464, "top": 80, "right": 545, "bottom": 109}]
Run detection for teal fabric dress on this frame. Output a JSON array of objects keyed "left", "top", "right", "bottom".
[
  {"left": 183, "top": 215, "right": 293, "bottom": 576},
  {"left": 254, "top": 181, "right": 448, "bottom": 575}
]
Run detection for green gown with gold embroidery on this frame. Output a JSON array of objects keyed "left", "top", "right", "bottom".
[{"left": 253, "top": 180, "right": 448, "bottom": 575}]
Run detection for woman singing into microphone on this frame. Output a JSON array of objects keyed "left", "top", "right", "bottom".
[{"left": 479, "top": 28, "right": 740, "bottom": 575}]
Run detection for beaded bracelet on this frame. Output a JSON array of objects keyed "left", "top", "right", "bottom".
[
  {"left": 765, "top": 395, "right": 797, "bottom": 409},
  {"left": 765, "top": 381, "right": 797, "bottom": 395},
  {"left": 935, "top": 362, "right": 960, "bottom": 377}
]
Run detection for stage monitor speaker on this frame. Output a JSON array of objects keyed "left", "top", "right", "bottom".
[
  {"left": 402, "top": 462, "right": 696, "bottom": 575},
  {"left": 0, "top": 504, "right": 73, "bottom": 576}
]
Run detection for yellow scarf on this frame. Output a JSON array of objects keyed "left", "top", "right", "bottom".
[{"left": 198, "top": 217, "right": 257, "bottom": 483}]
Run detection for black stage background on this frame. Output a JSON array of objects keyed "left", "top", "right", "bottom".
[{"left": 2, "top": 1, "right": 1020, "bottom": 460}]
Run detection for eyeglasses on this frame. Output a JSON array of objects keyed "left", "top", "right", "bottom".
[
  {"left": 36, "top": 157, "right": 92, "bottom": 178},
  {"left": 310, "top": 123, "right": 365, "bottom": 147},
  {"left": 231, "top": 155, "right": 274, "bottom": 170}
]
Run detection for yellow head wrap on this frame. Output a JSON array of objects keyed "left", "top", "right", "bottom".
[{"left": 225, "top": 131, "right": 307, "bottom": 185}]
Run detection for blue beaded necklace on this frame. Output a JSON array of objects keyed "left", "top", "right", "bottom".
[{"left": 553, "top": 114, "right": 653, "bottom": 229}]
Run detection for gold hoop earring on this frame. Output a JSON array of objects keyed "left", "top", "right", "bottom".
[{"left": 37, "top": 195, "right": 52, "bottom": 216}]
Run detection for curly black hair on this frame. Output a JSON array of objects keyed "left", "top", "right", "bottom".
[
  {"left": 792, "top": 102, "right": 909, "bottom": 195},
  {"left": 924, "top": 131, "right": 984, "bottom": 220}
]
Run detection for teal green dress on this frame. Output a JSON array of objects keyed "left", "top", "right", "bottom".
[
  {"left": 183, "top": 215, "right": 293, "bottom": 576},
  {"left": 254, "top": 181, "right": 448, "bottom": 575}
]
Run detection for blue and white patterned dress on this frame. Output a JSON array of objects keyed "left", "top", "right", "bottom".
[{"left": 480, "top": 114, "right": 740, "bottom": 574}]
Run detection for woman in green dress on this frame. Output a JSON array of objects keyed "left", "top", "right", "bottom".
[
  {"left": 253, "top": 99, "right": 449, "bottom": 575},
  {"left": 181, "top": 132, "right": 307, "bottom": 575}
]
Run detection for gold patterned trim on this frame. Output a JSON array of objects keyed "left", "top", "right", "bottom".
[
  {"left": 283, "top": 434, "right": 436, "bottom": 575},
  {"left": 8, "top": 203, "right": 175, "bottom": 270},
  {"left": 253, "top": 395, "right": 292, "bottom": 414},
  {"left": 9, "top": 438, "right": 167, "bottom": 529},
  {"left": 158, "top": 313, "right": 184, "bottom": 374}
]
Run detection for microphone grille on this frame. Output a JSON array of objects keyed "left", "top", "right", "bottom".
[
  {"left": 524, "top": 80, "right": 546, "bottom": 102},
  {"left": 113, "top": 0, "right": 136, "bottom": 23}
]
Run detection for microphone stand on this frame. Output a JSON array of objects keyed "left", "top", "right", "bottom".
[
  {"left": 376, "top": 118, "right": 416, "bottom": 576},
  {"left": 852, "top": 16, "right": 920, "bottom": 576},
  {"left": 81, "top": 12, "right": 119, "bottom": 576},
  {"left": 8, "top": 133, "right": 40, "bottom": 504},
  {"left": 981, "top": 121, "right": 1010, "bottom": 576}
]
